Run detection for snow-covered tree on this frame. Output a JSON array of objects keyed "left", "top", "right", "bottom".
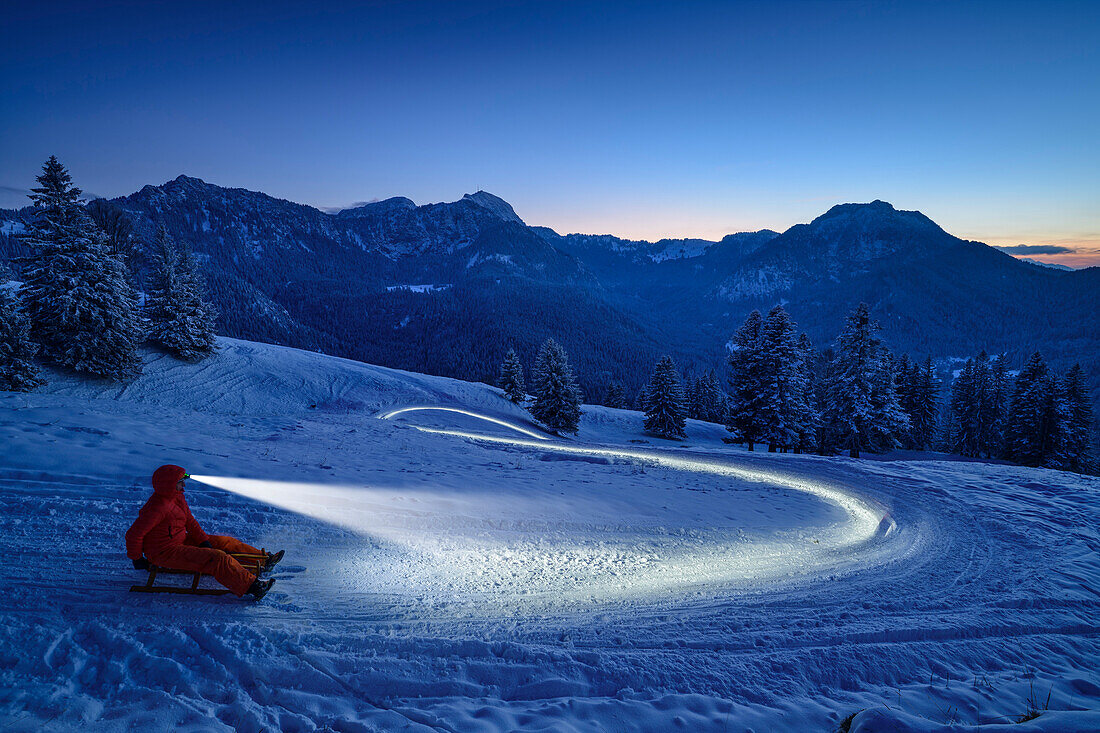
[
  {"left": 1005, "top": 352, "right": 1070, "bottom": 468},
  {"left": 0, "top": 279, "right": 44, "bottom": 391},
  {"left": 726, "top": 310, "right": 766, "bottom": 450},
  {"left": 643, "top": 355, "right": 687, "bottom": 439},
  {"left": 604, "top": 380, "right": 626, "bottom": 409},
  {"left": 948, "top": 357, "right": 979, "bottom": 456},
  {"left": 795, "top": 333, "right": 821, "bottom": 454},
  {"left": 758, "top": 305, "right": 812, "bottom": 452},
  {"left": 529, "top": 338, "right": 582, "bottom": 434},
  {"left": 1062, "top": 364, "right": 1094, "bottom": 473},
  {"left": 18, "top": 156, "right": 141, "bottom": 379},
  {"left": 498, "top": 347, "right": 526, "bottom": 402},
  {"left": 146, "top": 228, "right": 218, "bottom": 360},
  {"left": 989, "top": 354, "right": 1010, "bottom": 457},
  {"left": 865, "top": 345, "right": 910, "bottom": 453},
  {"left": 695, "top": 370, "right": 726, "bottom": 424},
  {"left": 908, "top": 356, "right": 939, "bottom": 451},
  {"left": 824, "top": 303, "right": 908, "bottom": 458},
  {"left": 687, "top": 376, "right": 704, "bottom": 420}
]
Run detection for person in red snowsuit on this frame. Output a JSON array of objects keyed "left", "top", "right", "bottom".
[{"left": 126, "top": 465, "right": 280, "bottom": 598}]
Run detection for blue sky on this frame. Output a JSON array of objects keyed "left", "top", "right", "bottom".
[{"left": 2, "top": 0, "right": 1098, "bottom": 265}]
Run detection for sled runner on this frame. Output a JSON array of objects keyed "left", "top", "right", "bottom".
[{"left": 129, "top": 552, "right": 271, "bottom": 595}]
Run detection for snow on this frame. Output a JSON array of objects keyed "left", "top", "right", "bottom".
[
  {"left": 649, "top": 239, "right": 713, "bottom": 262},
  {"left": 385, "top": 283, "right": 452, "bottom": 293},
  {"left": 1, "top": 219, "right": 25, "bottom": 235},
  {"left": 2, "top": 337, "right": 1098, "bottom": 731}
]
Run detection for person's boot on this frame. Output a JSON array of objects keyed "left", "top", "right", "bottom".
[
  {"left": 247, "top": 578, "right": 275, "bottom": 600},
  {"left": 263, "top": 550, "right": 285, "bottom": 573}
]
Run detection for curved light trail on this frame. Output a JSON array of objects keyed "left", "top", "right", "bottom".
[
  {"left": 378, "top": 406, "right": 550, "bottom": 440},
  {"left": 192, "top": 407, "right": 897, "bottom": 613}
]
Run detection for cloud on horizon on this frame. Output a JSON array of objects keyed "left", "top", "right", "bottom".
[{"left": 993, "top": 243, "right": 1076, "bottom": 255}]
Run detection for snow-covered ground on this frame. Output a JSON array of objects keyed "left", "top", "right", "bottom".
[{"left": 1, "top": 338, "right": 1098, "bottom": 732}]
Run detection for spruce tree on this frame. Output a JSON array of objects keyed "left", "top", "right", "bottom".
[
  {"left": 498, "top": 347, "right": 526, "bottom": 402},
  {"left": 795, "top": 333, "right": 821, "bottom": 454},
  {"left": 146, "top": 228, "right": 218, "bottom": 360},
  {"left": 687, "top": 376, "right": 705, "bottom": 420},
  {"left": 1062, "top": 364, "right": 1094, "bottom": 473},
  {"left": 726, "top": 310, "right": 766, "bottom": 450},
  {"left": 759, "top": 305, "right": 809, "bottom": 452},
  {"left": 87, "top": 198, "right": 141, "bottom": 285},
  {"left": 866, "top": 345, "right": 910, "bottom": 453},
  {"left": 529, "top": 338, "right": 582, "bottom": 434},
  {"left": 990, "top": 354, "right": 1010, "bottom": 458},
  {"left": 1006, "top": 352, "right": 1049, "bottom": 466},
  {"left": 604, "top": 380, "right": 626, "bottom": 409},
  {"left": 1040, "top": 372, "right": 1072, "bottom": 470},
  {"left": 948, "top": 358, "right": 978, "bottom": 456},
  {"left": 909, "top": 356, "right": 939, "bottom": 451},
  {"left": 18, "top": 157, "right": 141, "bottom": 379},
  {"left": 895, "top": 353, "right": 915, "bottom": 447},
  {"left": 700, "top": 370, "right": 726, "bottom": 424},
  {"left": 825, "top": 303, "right": 907, "bottom": 458},
  {"left": 644, "top": 355, "right": 687, "bottom": 439},
  {"left": 0, "top": 281, "right": 44, "bottom": 391}
]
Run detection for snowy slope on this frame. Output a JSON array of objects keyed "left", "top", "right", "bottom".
[{"left": 1, "top": 338, "right": 1099, "bottom": 731}]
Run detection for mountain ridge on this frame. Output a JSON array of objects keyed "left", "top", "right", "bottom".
[{"left": 0, "top": 178, "right": 1095, "bottom": 409}]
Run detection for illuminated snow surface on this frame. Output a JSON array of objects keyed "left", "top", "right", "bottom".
[{"left": 1, "top": 338, "right": 1098, "bottom": 731}]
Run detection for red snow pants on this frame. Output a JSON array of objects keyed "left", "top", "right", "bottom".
[{"left": 148, "top": 535, "right": 260, "bottom": 597}]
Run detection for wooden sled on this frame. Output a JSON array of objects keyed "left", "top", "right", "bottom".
[{"left": 129, "top": 552, "right": 269, "bottom": 596}]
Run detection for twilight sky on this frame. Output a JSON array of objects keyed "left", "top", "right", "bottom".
[{"left": 3, "top": 0, "right": 1098, "bottom": 267}]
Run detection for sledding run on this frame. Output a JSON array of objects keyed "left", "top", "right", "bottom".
[{"left": 125, "top": 465, "right": 285, "bottom": 600}]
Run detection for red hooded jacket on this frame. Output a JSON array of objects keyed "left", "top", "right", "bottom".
[{"left": 125, "top": 465, "right": 209, "bottom": 560}]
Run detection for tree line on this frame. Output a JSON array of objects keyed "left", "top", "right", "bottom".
[
  {"left": 0, "top": 157, "right": 217, "bottom": 391},
  {"left": 504, "top": 302, "right": 1094, "bottom": 474}
]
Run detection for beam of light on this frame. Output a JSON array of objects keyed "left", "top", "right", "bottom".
[
  {"left": 378, "top": 406, "right": 550, "bottom": 440},
  {"left": 187, "top": 415, "right": 898, "bottom": 613},
  {"left": 405, "top": 426, "right": 892, "bottom": 542}
]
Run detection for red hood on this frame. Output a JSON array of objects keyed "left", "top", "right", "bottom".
[{"left": 151, "top": 464, "right": 186, "bottom": 496}]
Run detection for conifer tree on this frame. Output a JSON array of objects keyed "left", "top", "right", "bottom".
[
  {"left": 687, "top": 376, "right": 705, "bottom": 420},
  {"left": 895, "top": 353, "right": 915, "bottom": 447},
  {"left": 866, "top": 345, "right": 910, "bottom": 453},
  {"left": 1006, "top": 352, "right": 1051, "bottom": 466},
  {"left": 699, "top": 370, "right": 726, "bottom": 424},
  {"left": 644, "top": 355, "right": 687, "bottom": 439},
  {"left": 1040, "top": 372, "right": 1073, "bottom": 470},
  {"left": 726, "top": 310, "right": 766, "bottom": 450},
  {"left": 604, "top": 380, "right": 626, "bottom": 409},
  {"left": 795, "top": 333, "right": 821, "bottom": 453},
  {"left": 759, "top": 305, "right": 810, "bottom": 452},
  {"left": 18, "top": 157, "right": 141, "bottom": 379},
  {"left": 990, "top": 354, "right": 1010, "bottom": 458},
  {"left": 529, "top": 338, "right": 582, "bottom": 434},
  {"left": 87, "top": 198, "right": 141, "bottom": 285},
  {"left": 948, "top": 358, "right": 978, "bottom": 456},
  {"left": 1062, "top": 364, "right": 1094, "bottom": 473},
  {"left": 498, "top": 347, "right": 526, "bottom": 402},
  {"left": 909, "top": 356, "right": 939, "bottom": 451},
  {"left": 824, "top": 303, "right": 907, "bottom": 458},
  {"left": 146, "top": 228, "right": 218, "bottom": 360},
  {"left": 0, "top": 280, "right": 44, "bottom": 391}
]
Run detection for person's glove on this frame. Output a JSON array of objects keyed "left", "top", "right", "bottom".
[
  {"left": 198, "top": 541, "right": 213, "bottom": 549},
  {"left": 133, "top": 557, "right": 150, "bottom": 570}
]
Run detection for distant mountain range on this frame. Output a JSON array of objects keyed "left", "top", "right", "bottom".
[{"left": 2, "top": 176, "right": 1097, "bottom": 406}]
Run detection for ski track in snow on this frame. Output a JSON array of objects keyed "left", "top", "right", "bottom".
[{"left": 1, "top": 338, "right": 1099, "bottom": 732}]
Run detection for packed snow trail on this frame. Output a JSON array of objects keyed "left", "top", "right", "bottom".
[{"left": 1, "top": 338, "right": 1099, "bottom": 732}]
